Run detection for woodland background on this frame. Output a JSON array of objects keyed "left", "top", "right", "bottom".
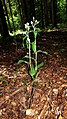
[
  {"left": 0, "top": 0, "right": 67, "bottom": 119},
  {"left": 0, "top": 0, "right": 67, "bottom": 38}
]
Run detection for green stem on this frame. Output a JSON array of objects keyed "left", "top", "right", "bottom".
[
  {"left": 28, "top": 37, "right": 31, "bottom": 68},
  {"left": 35, "top": 34, "right": 37, "bottom": 71}
]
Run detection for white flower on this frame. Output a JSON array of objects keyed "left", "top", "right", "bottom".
[
  {"left": 27, "top": 37, "right": 30, "bottom": 42},
  {"left": 35, "top": 20, "right": 39, "bottom": 25},
  {"left": 33, "top": 17, "right": 35, "bottom": 21},
  {"left": 25, "top": 22, "right": 29, "bottom": 27},
  {"left": 31, "top": 17, "right": 39, "bottom": 29},
  {"left": 31, "top": 21, "right": 33, "bottom": 25},
  {"left": 25, "top": 22, "right": 30, "bottom": 31},
  {"left": 35, "top": 20, "right": 37, "bottom": 23}
]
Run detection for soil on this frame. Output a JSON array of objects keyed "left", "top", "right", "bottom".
[{"left": 0, "top": 30, "right": 67, "bottom": 119}]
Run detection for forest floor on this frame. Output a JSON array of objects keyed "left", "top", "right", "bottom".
[{"left": 0, "top": 30, "right": 67, "bottom": 119}]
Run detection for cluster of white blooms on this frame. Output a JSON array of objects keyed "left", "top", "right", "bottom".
[
  {"left": 23, "top": 23, "right": 30, "bottom": 42},
  {"left": 25, "top": 22, "right": 30, "bottom": 31},
  {"left": 31, "top": 17, "right": 39, "bottom": 31},
  {"left": 22, "top": 17, "right": 39, "bottom": 42}
]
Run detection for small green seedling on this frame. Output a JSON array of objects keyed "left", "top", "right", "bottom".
[{"left": 18, "top": 17, "right": 48, "bottom": 80}]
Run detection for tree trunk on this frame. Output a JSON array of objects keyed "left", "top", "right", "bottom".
[
  {"left": 17, "top": 0, "right": 24, "bottom": 28},
  {"left": 23, "top": 0, "right": 35, "bottom": 22},
  {"left": 41, "top": 0, "right": 44, "bottom": 28},
  {"left": 51, "top": 0, "right": 57, "bottom": 27},
  {"left": 2, "top": 0, "right": 12, "bottom": 32},
  {"left": 0, "top": 0, "right": 9, "bottom": 37},
  {"left": 44, "top": 0, "right": 49, "bottom": 27},
  {"left": 49, "top": 0, "right": 52, "bottom": 24},
  {"left": 20, "top": 0, "right": 26, "bottom": 27},
  {"left": 41, "top": 0, "right": 49, "bottom": 28},
  {"left": 8, "top": 0, "right": 15, "bottom": 31},
  {"left": 23, "top": 0, "right": 28, "bottom": 22}
]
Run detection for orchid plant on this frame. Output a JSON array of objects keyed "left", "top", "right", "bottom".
[{"left": 18, "top": 17, "right": 48, "bottom": 80}]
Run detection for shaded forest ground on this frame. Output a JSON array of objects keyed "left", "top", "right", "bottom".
[{"left": 0, "top": 30, "right": 67, "bottom": 119}]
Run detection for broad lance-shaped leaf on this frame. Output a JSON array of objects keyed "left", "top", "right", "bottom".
[
  {"left": 35, "top": 62, "right": 44, "bottom": 70},
  {"left": 32, "top": 41, "right": 36, "bottom": 53},
  {"left": 23, "top": 55, "right": 29, "bottom": 59},
  {"left": 36, "top": 50, "right": 48, "bottom": 55},
  {"left": 29, "top": 64, "right": 37, "bottom": 77},
  {"left": 35, "top": 28, "right": 41, "bottom": 32},
  {"left": 18, "top": 60, "right": 28, "bottom": 64},
  {"left": 33, "top": 31, "right": 37, "bottom": 39},
  {"left": 23, "top": 55, "right": 36, "bottom": 62}
]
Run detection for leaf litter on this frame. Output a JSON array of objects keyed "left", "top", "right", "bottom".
[{"left": 0, "top": 31, "right": 67, "bottom": 119}]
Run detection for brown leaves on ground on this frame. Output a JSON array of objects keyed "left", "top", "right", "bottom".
[{"left": 0, "top": 31, "right": 67, "bottom": 119}]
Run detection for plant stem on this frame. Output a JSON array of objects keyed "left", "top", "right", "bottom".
[
  {"left": 28, "top": 37, "right": 31, "bottom": 68},
  {"left": 35, "top": 33, "right": 37, "bottom": 71}
]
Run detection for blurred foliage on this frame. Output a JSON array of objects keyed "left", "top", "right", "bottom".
[
  {"left": 5, "top": 0, "right": 21, "bottom": 30},
  {"left": 57, "top": 0, "right": 67, "bottom": 23}
]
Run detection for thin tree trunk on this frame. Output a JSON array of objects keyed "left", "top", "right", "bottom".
[
  {"left": 23, "top": 0, "right": 29, "bottom": 22},
  {"left": 44, "top": 0, "right": 49, "bottom": 27},
  {"left": 49, "top": 0, "right": 52, "bottom": 24},
  {"left": 23, "top": 0, "right": 35, "bottom": 22},
  {"left": 8, "top": 0, "right": 15, "bottom": 31},
  {"left": 29, "top": 0, "right": 35, "bottom": 19},
  {"left": 2, "top": 0, "right": 12, "bottom": 32},
  {"left": 40, "top": 0, "right": 48, "bottom": 28},
  {"left": 0, "top": 0, "right": 9, "bottom": 37},
  {"left": 20, "top": 0, "right": 25, "bottom": 27},
  {"left": 17, "top": 0, "right": 24, "bottom": 28},
  {"left": 51, "top": 0, "right": 57, "bottom": 27},
  {"left": 41, "top": 0, "right": 44, "bottom": 28}
]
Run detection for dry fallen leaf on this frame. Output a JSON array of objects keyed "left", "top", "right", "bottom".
[
  {"left": 58, "top": 114, "right": 62, "bottom": 119},
  {"left": 11, "top": 101, "right": 16, "bottom": 106},
  {"left": 63, "top": 111, "right": 67, "bottom": 118},
  {"left": 53, "top": 88, "right": 58, "bottom": 95},
  {"left": 0, "top": 31, "right": 67, "bottom": 119},
  {"left": 0, "top": 110, "right": 2, "bottom": 116},
  {"left": 5, "top": 96, "right": 9, "bottom": 100},
  {"left": 26, "top": 109, "right": 35, "bottom": 116}
]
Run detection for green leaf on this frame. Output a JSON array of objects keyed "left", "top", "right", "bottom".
[
  {"left": 26, "top": 40, "right": 29, "bottom": 49},
  {"left": 35, "top": 28, "right": 41, "bottom": 32},
  {"left": 29, "top": 64, "right": 37, "bottom": 77},
  {"left": 36, "top": 50, "right": 48, "bottom": 55},
  {"left": 33, "top": 31, "right": 37, "bottom": 39},
  {"left": 23, "top": 36, "right": 27, "bottom": 41},
  {"left": 35, "top": 62, "right": 44, "bottom": 70},
  {"left": 18, "top": 60, "right": 28, "bottom": 64},
  {"left": 31, "top": 57, "right": 36, "bottom": 62},
  {"left": 24, "top": 55, "right": 29, "bottom": 59},
  {"left": 36, "top": 50, "right": 43, "bottom": 53},
  {"left": 32, "top": 41, "right": 36, "bottom": 53},
  {"left": 42, "top": 51, "right": 48, "bottom": 55},
  {"left": 24, "top": 55, "right": 36, "bottom": 62},
  {"left": 22, "top": 36, "right": 27, "bottom": 47}
]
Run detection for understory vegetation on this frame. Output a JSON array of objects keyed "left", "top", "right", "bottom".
[{"left": 0, "top": 0, "right": 67, "bottom": 119}]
